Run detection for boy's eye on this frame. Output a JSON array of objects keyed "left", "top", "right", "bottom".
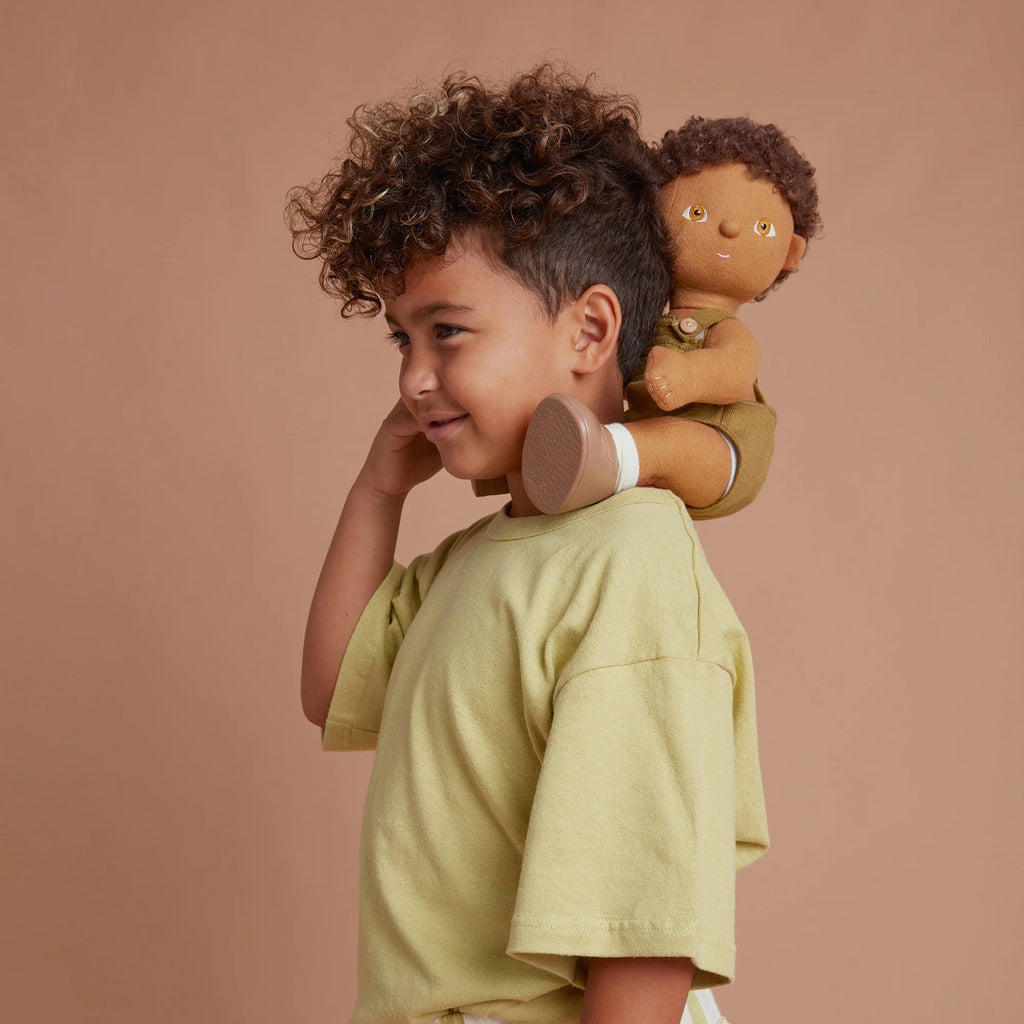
[
  {"left": 386, "top": 331, "right": 410, "bottom": 348},
  {"left": 755, "top": 219, "right": 776, "bottom": 237},
  {"left": 682, "top": 204, "right": 707, "bottom": 222},
  {"left": 435, "top": 324, "right": 462, "bottom": 340}
]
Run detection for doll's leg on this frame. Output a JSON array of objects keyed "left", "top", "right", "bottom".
[
  {"left": 521, "top": 394, "right": 733, "bottom": 515},
  {"left": 628, "top": 417, "right": 734, "bottom": 511},
  {"left": 521, "top": 394, "right": 626, "bottom": 514}
]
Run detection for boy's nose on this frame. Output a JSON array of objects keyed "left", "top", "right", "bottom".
[
  {"left": 399, "top": 349, "right": 440, "bottom": 400},
  {"left": 719, "top": 219, "right": 741, "bottom": 238}
]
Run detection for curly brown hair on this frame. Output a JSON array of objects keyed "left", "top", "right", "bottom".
[
  {"left": 285, "top": 66, "right": 672, "bottom": 378},
  {"left": 657, "top": 116, "right": 821, "bottom": 296}
]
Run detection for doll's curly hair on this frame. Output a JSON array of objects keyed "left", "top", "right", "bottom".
[
  {"left": 285, "top": 66, "right": 672, "bottom": 378},
  {"left": 657, "top": 116, "right": 822, "bottom": 296}
]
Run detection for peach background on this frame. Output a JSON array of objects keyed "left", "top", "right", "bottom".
[{"left": 3, "top": 1, "right": 1022, "bottom": 1021}]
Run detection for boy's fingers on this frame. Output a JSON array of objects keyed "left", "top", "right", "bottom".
[{"left": 382, "top": 399, "right": 423, "bottom": 437}]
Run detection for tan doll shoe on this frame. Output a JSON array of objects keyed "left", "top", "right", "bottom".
[{"left": 522, "top": 394, "right": 619, "bottom": 514}]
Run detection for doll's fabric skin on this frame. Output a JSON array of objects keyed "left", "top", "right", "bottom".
[
  {"left": 625, "top": 162, "right": 803, "bottom": 508},
  {"left": 323, "top": 488, "right": 768, "bottom": 1024},
  {"left": 660, "top": 163, "right": 804, "bottom": 311},
  {"left": 624, "top": 309, "right": 777, "bottom": 520}
]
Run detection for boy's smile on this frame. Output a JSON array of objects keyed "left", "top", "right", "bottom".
[
  {"left": 422, "top": 412, "right": 468, "bottom": 444},
  {"left": 384, "top": 234, "right": 584, "bottom": 514}
]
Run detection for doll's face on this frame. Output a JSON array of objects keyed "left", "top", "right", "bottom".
[{"left": 660, "top": 161, "right": 805, "bottom": 305}]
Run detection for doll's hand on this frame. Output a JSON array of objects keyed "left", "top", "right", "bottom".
[
  {"left": 361, "top": 399, "right": 443, "bottom": 498},
  {"left": 644, "top": 347, "right": 694, "bottom": 412}
]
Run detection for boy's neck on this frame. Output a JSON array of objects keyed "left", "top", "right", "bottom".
[{"left": 506, "top": 471, "right": 540, "bottom": 518}]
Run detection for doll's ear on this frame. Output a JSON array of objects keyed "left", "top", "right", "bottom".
[
  {"left": 569, "top": 285, "right": 621, "bottom": 375},
  {"left": 783, "top": 234, "right": 807, "bottom": 272}
]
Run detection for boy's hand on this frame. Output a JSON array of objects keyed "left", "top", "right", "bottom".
[{"left": 360, "top": 400, "right": 443, "bottom": 497}]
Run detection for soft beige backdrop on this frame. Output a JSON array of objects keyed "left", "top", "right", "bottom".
[{"left": 3, "top": 1, "right": 1021, "bottom": 1021}]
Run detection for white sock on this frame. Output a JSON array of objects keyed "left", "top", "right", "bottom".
[
  {"left": 714, "top": 427, "right": 738, "bottom": 497},
  {"left": 604, "top": 422, "right": 640, "bottom": 492}
]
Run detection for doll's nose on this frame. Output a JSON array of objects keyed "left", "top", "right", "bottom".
[{"left": 719, "top": 219, "right": 741, "bottom": 238}]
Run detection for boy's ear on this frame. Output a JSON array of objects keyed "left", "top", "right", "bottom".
[
  {"left": 569, "top": 285, "right": 621, "bottom": 375},
  {"left": 784, "top": 234, "right": 807, "bottom": 272}
]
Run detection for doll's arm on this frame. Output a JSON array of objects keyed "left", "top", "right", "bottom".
[
  {"left": 644, "top": 318, "right": 759, "bottom": 411},
  {"left": 301, "top": 400, "right": 441, "bottom": 727},
  {"left": 580, "top": 957, "right": 694, "bottom": 1024}
]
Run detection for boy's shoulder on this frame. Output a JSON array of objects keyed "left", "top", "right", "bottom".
[
  {"left": 488, "top": 486, "right": 692, "bottom": 532},
  {"left": 574, "top": 485, "right": 695, "bottom": 532},
  {"left": 479, "top": 488, "right": 702, "bottom": 593},
  {"left": 420, "top": 489, "right": 700, "bottom": 594},
  {"left": 472, "top": 487, "right": 698, "bottom": 554},
  {"left": 537, "top": 487, "right": 697, "bottom": 553}
]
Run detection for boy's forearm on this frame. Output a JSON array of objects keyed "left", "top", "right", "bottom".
[
  {"left": 580, "top": 957, "right": 694, "bottom": 1024},
  {"left": 300, "top": 473, "right": 405, "bottom": 727}
]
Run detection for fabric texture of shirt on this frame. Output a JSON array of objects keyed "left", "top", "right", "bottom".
[{"left": 322, "top": 488, "right": 769, "bottom": 1024}]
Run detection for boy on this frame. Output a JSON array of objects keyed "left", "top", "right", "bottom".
[{"left": 288, "top": 67, "right": 769, "bottom": 1024}]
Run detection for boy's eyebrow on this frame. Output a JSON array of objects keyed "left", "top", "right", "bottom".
[{"left": 384, "top": 302, "right": 475, "bottom": 326}]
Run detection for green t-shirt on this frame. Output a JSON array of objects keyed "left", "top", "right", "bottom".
[{"left": 323, "top": 488, "right": 769, "bottom": 1024}]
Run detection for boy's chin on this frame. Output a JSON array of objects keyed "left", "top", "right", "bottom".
[
  {"left": 444, "top": 466, "right": 501, "bottom": 483},
  {"left": 442, "top": 459, "right": 515, "bottom": 486}
]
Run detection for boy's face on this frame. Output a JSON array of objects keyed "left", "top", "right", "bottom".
[
  {"left": 660, "top": 161, "right": 805, "bottom": 306},
  {"left": 385, "top": 234, "right": 580, "bottom": 496}
]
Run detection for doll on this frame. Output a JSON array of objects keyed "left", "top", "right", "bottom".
[{"left": 518, "top": 116, "right": 821, "bottom": 519}]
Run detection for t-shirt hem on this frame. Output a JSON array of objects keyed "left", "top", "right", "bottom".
[
  {"left": 507, "top": 917, "right": 735, "bottom": 987},
  {"left": 321, "top": 721, "right": 379, "bottom": 751}
]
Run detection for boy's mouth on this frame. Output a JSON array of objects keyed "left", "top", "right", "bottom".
[{"left": 423, "top": 413, "right": 469, "bottom": 444}]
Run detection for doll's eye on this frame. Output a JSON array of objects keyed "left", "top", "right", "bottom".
[
  {"left": 682, "top": 204, "right": 707, "bottom": 222},
  {"left": 755, "top": 219, "right": 777, "bottom": 237}
]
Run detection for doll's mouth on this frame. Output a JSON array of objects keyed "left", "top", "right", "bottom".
[{"left": 716, "top": 252, "right": 731, "bottom": 259}]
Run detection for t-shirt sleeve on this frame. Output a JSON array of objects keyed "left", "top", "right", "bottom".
[
  {"left": 507, "top": 655, "right": 742, "bottom": 988},
  {"left": 321, "top": 528, "right": 465, "bottom": 752}
]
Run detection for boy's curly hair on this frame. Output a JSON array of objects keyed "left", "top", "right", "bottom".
[
  {"left": 285, "top": 66, "right": 672, "bottom": 379},
  {"left": 657, "top": 116, "right": 822, "bottom": 296}
]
